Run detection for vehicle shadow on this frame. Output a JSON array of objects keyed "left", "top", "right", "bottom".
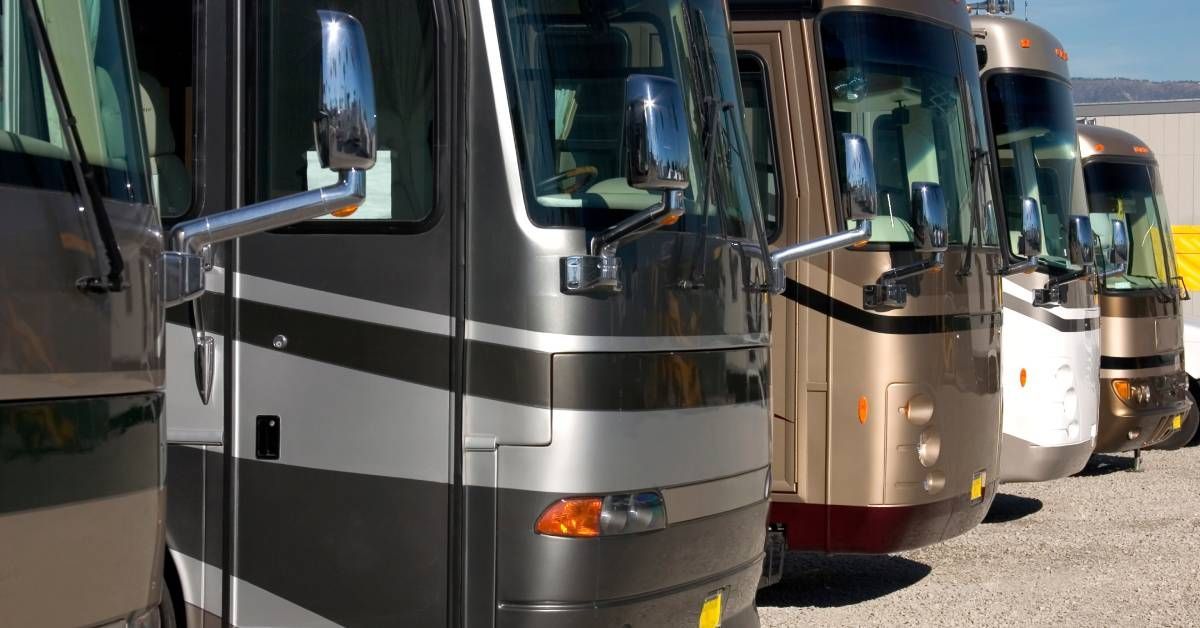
[
  {"left": 1075, "top": 453, "right": 1135, "bottom": 477},
  {"left": 983, "top": 493, "right": 1043, "bottom": 524},
  {"left": 756, "top": 552, "right": 931, "bottom": 609}
]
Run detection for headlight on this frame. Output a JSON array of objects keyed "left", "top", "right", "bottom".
[{"left": 536, "top": 491, "right": 666, "bottom": 537}]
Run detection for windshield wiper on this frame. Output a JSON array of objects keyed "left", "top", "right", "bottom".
[
  {"left": 22, "top": 0, "right": 125, "bottom": 293},
  {"left": 958, "top": 147, "right": 989, "bottom": 277}
]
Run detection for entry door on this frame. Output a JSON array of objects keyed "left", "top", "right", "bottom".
[
  {"left": 734, "top": 22, "right": 832, "bottom": 504},
  {"left": 228, "top": 2, "right": 453, "bottom": 625}
]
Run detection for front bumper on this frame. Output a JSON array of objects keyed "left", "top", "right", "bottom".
[
  {"left": 1097, "top": 376, "right": 1192, "bottom": 452},
  {"left": 768, "top": 482, "right": 998, "bottom": 554},
  {"left": 999, "top": 435, "right": 1095, "bottom": 483}
]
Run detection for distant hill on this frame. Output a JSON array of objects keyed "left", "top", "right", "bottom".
[{"left": 1073, "top": 78, "right": 1200, "bottom": 104}]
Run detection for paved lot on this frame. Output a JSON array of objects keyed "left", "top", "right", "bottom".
[{"left": 757, "top": 446, "right": 1200, "bottom": 627}]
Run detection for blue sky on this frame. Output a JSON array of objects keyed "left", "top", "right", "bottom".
[{"left": 1022, "top": 0, "right": 1200, "bottom": 81}]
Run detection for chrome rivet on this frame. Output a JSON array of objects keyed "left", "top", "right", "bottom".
[{"left": 272, "top": 335, "right": 288, "bottom": 350}]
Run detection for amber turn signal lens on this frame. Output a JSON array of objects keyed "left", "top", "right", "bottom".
[
  {"left": 535, "top": 498, "right": 603, "bottom": 537},
  {"left": 1019, "top": 368, "right": 1027, "bottom": 387},
  {"left": 857, "top": 396, "right": 869, "bottom": 424},
  {"left": 1019, "top": 38, "right": 1032, "bottom": 49},
  {"left": 1094, "top": 143, "right": 1106, "bottom": 153},
  {"left": 330, "top": 204, "right": 360, "bottom": 218},
  {"left": 659, "top": 212, "right": 682, "bottom": 226},
  {"left": 1113, "top": 379, "right": 1131, "bottom": 401}
]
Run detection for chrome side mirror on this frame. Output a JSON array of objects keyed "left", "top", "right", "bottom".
[
  {"left": 560, "top": 75, "right": 692, "bottom": 295},
  {"left": 1109, "top": 219, "right": 1130, "bottom": 270},
  {"left": 1019, "top": 197, "right": 1043, "bottom": 258},
  {"left": 163, "top": 10, "right": 377, "bottom": 405},
  {"left": 911, "top": 182, "right": 949, "bottom": 254},
  {"left": 315, "top": 10, "right": 377, "bottom": 171},
  {"left": 1068, "top": 215, "right": 1095, "bottom": 267},
  {"left": 843, "top": 133, "right": 878, "bottom": 222},
  {"left": 625, "top": 74, "right": 690, "bottom": 205}
]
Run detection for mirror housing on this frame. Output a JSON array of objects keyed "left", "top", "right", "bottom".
[
  {"left": 1068, "top": 215, "right": 1096, "bottom": 267},
  {"left": 910, "top": 182, "right": 949, "bottom": 254},
  {"left": 1108, "top": 218, "right": 1130, "bottom": 272},
  {"left": 561, "top": 75, "right": 692, "bottom": 295},
  {"left": 842, "top": 133, "right": 878, "bottom": 222},
  {"left": 314, "top": 11, "right": 377, "bottom": 171}
]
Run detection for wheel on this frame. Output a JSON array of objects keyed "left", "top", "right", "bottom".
[{"left": 1189, "top": 380, "right": 1200, "bottom": 447}]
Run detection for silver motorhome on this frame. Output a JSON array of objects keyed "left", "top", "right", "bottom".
[{"left": 130, "top": 0, "right": 857, "bottom": 625}]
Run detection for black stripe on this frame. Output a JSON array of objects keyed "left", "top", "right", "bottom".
[
  {"left": 1003, "top": 297, "right": 1098, "bottom": 333},
  {"left": 1100, "top": 352, "right": 1181, "bottom": 370},
  {"left": 0, "top": 393, "right": 162, "bottom": 515},
  {"left": 784, "top": 279, "right": 1001, "bottom": 335},
  {"left": 165, "top": 444, "right": 225, "bottom": 569},
  {"left": 165, "top": 291, "right": 227, "bottom": 335},
  {"left": 552, "top": 348, "right": 769, "bottom": 411}
]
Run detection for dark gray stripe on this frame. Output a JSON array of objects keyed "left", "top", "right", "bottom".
[
  {"left": 1101, "top": 352, "right": 1181, "bottom": 370},
  {"left": 1004, "top": 297, "right": 1098, "bottom": 333},
  {"left": 784, "top": 279, "right": 1002, "bottom": 335},
  {"left": 0, "top": 393, "right": 162, "bottom": 515},
  {"left": 552, "top": 348, "right": 769, "bottom": 411},
  {"left": 165, "top": 444, "right": 225, "bottom": 570},
  {"left": 233, "top": 456, "right": 449, "bottom": 626}
]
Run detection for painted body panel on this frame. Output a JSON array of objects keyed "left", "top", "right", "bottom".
[{"left": 733, "top": 1, "right": 1003, "bottom": 555}]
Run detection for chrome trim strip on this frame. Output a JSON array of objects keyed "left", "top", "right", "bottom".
[{"left": 465, "top": 320, "right": 769, "bottom": 353}]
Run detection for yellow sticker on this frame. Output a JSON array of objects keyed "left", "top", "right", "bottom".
[
  {"left": 1173, "top": 415, "right": 1183, "bottom": 430},
  {"left": 699, "top": 591, "right": 723, "bottom": 628},
  {"left": 970, "top": 471, "right": 986, "bottom": 501}
]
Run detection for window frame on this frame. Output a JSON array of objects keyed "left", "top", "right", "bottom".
[
  {"left": 736, "top": 50, "right": 783, "bottom": 243},
  {"left": 243, "top": 0, "right": 445, "bottom": 235}
]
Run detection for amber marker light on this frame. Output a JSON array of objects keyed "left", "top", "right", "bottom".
[
  {"left": 1019, "top": 38, "right": 1032, "bottom": 48},
  {"left": 1019, "top": 368, "right": 1027, "bottom": 387},
  {"left": 1133, "top": 146, "right": 1151, "bottom": 155},
  {"left": 1113, "top": 379, "right": 1131, "bottom": 401},
  {"left": 535, "top": 498, "right": 603, "bottom": 537},
  {"left": 330, "top": 204, "right": 360, "bottom": 218},
  {"left": 659, "top": 212, "right": 682, "bottom": 226},
  {"left": 858, "top": 396, "right": 869, "bottom": 424},
  {"left": 1094, "top": 143, "right": 1106, "bottom": 153}
]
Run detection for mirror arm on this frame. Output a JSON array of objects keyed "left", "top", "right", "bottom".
[
  {"left": 562, "top": 191, "right": 685, "bottom": 295},
  {"left": 768, "top": 221, "right": 872, "bottom": 294},
  {"left": 1033, "top": 266, "right": 1090, "bottom": 307},
  {"left": 864, "top": 253, "right": 945, "bottom": 310}
]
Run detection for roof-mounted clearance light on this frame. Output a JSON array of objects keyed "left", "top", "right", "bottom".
[
  {"left": 1019, "top": 38, "right": 1032, "bottom": 49},
  {"left": 1134, "top": 146, "right": 1151, "bottom": 155},
  {"left": 1094, "top": 143, "right": 1106, "bottom": 153},
  {"left": 1055, "top": 48, "right": 1070, "bottom": 61}
]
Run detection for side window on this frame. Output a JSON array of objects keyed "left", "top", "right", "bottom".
[
  {"left": 129, "top": 0, "right": 196, "bottom": 219},
  {"left": 254, "top": 1, "right": 436, "bottom": 225},
  {"left": 737, "top": 52, "right": 781, "bottom": 241},
  {"left": 0, "top": 0, "right": 148, "bottom": 202}
]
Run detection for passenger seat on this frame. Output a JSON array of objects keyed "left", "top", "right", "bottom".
[{"left": 139, "top": 72, "right": 190, "bottom": 216}]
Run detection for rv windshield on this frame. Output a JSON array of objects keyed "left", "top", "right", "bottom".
[
  {"left": 495, "top": 0, "right": 760, "bottom": 238},
  {"left": 820, "top": 12, "right": 975, "bottom": 246},
  {"left": 1085, "top": 161, "right": 1176, "bottom": 292},
  {"left": 987, "top": 74, "right": 1085, "bottom": 266}
]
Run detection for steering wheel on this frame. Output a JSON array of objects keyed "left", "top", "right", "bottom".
[{"left": 536, "top": 166, "right": 599, "bottom": 195}]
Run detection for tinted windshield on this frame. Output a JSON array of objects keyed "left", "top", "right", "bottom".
[
  {"left": 0, "top": 0, "right": 148, "bottom": 202},
  {"left": 987, "top": 74, "right": 1085, "bottom": 265},
  {"left": 820, "top": 11, "right": 975, "bottom": 245},
  {"left": 1085, "top": 161, "right": 1175, "bottom": 291},
  {"left": 495, "top": 0, "right": 760, "bottom": 238}
]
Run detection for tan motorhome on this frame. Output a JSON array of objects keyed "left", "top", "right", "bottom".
[
  {"left": 732, "top": 0, "right": 1003, "bottom": 557},
  {"left": 1078, "top": 124, "right": 1193, "bottom": 466}
]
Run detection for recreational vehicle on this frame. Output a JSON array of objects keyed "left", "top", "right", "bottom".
[
  {"left": 732, "top": 0, "right": 1004, "bottom": 556},
  {"left": 134, "top": 0, "right": 863, "bottom": 625},
  {"left": 1078, "top": 123, "right": 1193, "bottom": 464},
  {"left": 972, "top": 9, "right": 1100, "bottom": 482}
]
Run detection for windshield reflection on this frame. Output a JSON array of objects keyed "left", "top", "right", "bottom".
[{"left": 1085, "top": 161, "right": 1176, "bottom": 291}]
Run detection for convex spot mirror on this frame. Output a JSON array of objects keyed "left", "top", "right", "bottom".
[
  {"left": 1068, "top": 215, "right": 1096, "bottom": 267},
  {"left": 910, "top": 182, "right": 949, "bottom": 254},
  {"left": 315, "top": 10, "right": 377, "bottom": 172},
  {"left": 842, "top": 133, "right": 878, "bottom": 222},
  {"left": 1018, "top": 197, "right": 1044, "bottom": 259},
  {"left": 1109, "top": 219, "right": 1130, "bottom": 269},
  {"left": 625, "top": 74, "right": 690, "bottom": 198}
]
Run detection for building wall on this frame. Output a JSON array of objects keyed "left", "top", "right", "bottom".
[{"left": 1077, "top": 100, "right": 1200, "bottom": 317}]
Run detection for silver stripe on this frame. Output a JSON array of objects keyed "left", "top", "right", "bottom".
[
  {"left": 662, "top": 467, "right": 768, "bottom": 523},
  {"left": 1101, "top": 365, "right": 1181, "bottom": 379},
  {"left": 233, "top": 576, "right": 339, "bottom": 628},
  {"left": 236, "top": 271, "right": 452, "bottom": 337},
  {"left": 1001, "top": 279, "right": 1099, "bottom": 319},
  {"left": 466, "top": 320, "right": 769, "bottom": 353},
  {"left": 464, "top": 395, "right": 550, "bottom": 447},
  {"left": 165, "top": 324, "right": 224, "bottom": 444},
  {"left": 168, "top": 549, "right": 222, "bottom": 618},
  {"left": 233, "top": 342, "right": 451, "bottom": 484},
  {"left": 494, "top": 403, "right": 768, "bottom": 494}
]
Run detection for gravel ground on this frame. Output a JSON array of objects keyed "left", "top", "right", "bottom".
[{"left": 757, "top": 446, "right": 1200, "bottom": 627}]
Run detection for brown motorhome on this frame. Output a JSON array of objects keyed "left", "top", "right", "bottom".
[
  {"left": 1077, "top": 124, "right": 1193, "bottom": 461},
  {"left": 732, "top": 0, "right": 1003, "bottom": 556}
]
